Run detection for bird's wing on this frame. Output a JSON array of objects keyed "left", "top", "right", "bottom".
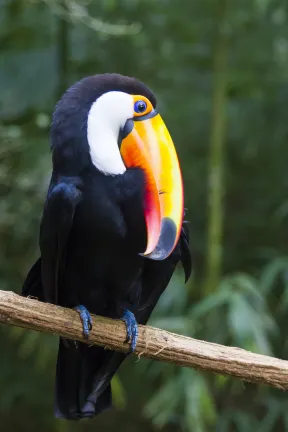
[
  {"left": 21, "top": 257, "right": 44, "bottom": 301},
  {"left": 39, "top": 176, "right": 82, "bottom": 304},
  {"left": 137, "top": 222, "right": 192, "bottom": 324}
]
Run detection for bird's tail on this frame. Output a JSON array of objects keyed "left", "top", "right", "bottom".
[{"left": 55, "top": 339, "right": 126, "bottom": 420}]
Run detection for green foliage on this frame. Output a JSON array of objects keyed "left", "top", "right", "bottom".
[
  {"left": 111, "top": 375, "right": 127, "bottom": 411},
  {"left": 1, "top": 0, "right": 288, "bottom": 431},
  {"left": 140, "top": 269, "right": 281, "bottom": 431}
]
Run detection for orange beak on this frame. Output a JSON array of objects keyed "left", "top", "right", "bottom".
[{"left": 120, "top": 111, "right": 184, "bottom": 260}]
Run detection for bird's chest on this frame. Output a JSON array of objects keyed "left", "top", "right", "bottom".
[
  {"left": 67, "top": 186, "right": 144, "bottom": 284},
  {"left": 71, "top": 175, "right": 146, "bottom": 250},
  {"left": 75, "top": 188, "right": 124, "bottom": 236},
  {"left": 66, "top": 221, "right": 143, "bottom": 312}
]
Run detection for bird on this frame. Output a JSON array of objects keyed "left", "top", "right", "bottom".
[{"left": 21, "top": 73, "right": 192, "bottom": 420}]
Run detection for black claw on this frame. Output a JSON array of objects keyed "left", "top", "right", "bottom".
[
  {"left": 74, "top": 305, "right": 92, "bottom": 338},
  {"left": 121, "top": 309, "right": 138, "bottom": 352}
]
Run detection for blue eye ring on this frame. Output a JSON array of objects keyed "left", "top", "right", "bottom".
[{"left": 134, "top": 100, "right": 147, "bottom": 114}]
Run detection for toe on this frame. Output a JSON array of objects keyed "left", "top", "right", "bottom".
[
  {"left": 130, "top": 325, "right": 138, "bottom": 353},
  {"left": 75, "top": 305, "right": 92, "bottom": 338},
  {"left": 121, "top": 309, "right": 138, "bottom": 352}
]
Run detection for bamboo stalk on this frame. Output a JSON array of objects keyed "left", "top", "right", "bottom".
[{"left": 205, "top": 0, "right": 229, "bottom": 293}]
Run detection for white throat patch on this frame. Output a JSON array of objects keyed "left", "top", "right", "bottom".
[{"left": 87, "top": 91, "right": 134, "bottom": 175}]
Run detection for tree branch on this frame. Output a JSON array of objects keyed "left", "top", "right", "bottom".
[{"left": 0, "top": 290, "right": 287, "bottom": 390}]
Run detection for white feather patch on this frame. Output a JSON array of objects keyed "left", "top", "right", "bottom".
[{"left": 87, "top": 91, "right": 134, "bottom": 175}]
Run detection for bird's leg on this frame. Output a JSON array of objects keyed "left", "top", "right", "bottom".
[
  {"left": 121, "top": 309, "right": 139, "bottom": 352},
  {"left": 74, "top": 305, "right": 93, "bottom": 338}
]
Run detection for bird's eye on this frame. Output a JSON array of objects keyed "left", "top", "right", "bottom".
[{"left": 134, "top": 100, "right": 147, "bottom": 114}]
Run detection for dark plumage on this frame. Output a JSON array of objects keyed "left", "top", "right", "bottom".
[{"left": 22, "top": 73, "right": 191, "bottom": 420}]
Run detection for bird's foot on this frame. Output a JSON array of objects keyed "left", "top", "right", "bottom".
[
  {"left": 74, "top": 305, "right": 92, "bottom": 338},
  {"left": 121, "top": 309, "right": 138, "bottom": 352}
]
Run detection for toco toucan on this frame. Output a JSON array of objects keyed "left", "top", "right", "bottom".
[{"left": 22, "top": 73, "right": 192, "bottom": 420}]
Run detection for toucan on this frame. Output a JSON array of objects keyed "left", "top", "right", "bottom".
[{"left": 22, "top": 73, "right": 192, "bottom": 420}]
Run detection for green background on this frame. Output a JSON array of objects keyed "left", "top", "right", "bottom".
[{"left": 1, "top": 0, "right": 288, "bottom": 431}]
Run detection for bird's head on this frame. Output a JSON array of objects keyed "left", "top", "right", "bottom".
[{"left": 51, "top": 73, "right": 184, "bottom": 260}]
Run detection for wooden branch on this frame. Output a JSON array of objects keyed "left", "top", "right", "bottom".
[{"left": 0, "top": 290, "right": 287, "bottom": 390}]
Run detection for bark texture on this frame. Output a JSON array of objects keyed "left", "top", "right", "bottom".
[{"left": 0, "top": 290, "right": 287, "bottom": 390}]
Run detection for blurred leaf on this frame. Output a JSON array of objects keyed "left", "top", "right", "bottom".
[
  {"left": 189, "top": 288, "right": 230, "bottom": 319},
  {"left": 144, "top": 375, "right": 183, "bottom": 427},
  {"left": 111, "top": 375, "right": 126, "bottom": 410}
]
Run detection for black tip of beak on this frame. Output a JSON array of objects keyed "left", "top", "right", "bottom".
[{"left": 144, "top": 218, "right": 177, "bottom": 261}]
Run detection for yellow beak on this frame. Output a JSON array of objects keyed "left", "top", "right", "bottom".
[{"left": 120, "top": 111, "right": 183, "bottom": 260}]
